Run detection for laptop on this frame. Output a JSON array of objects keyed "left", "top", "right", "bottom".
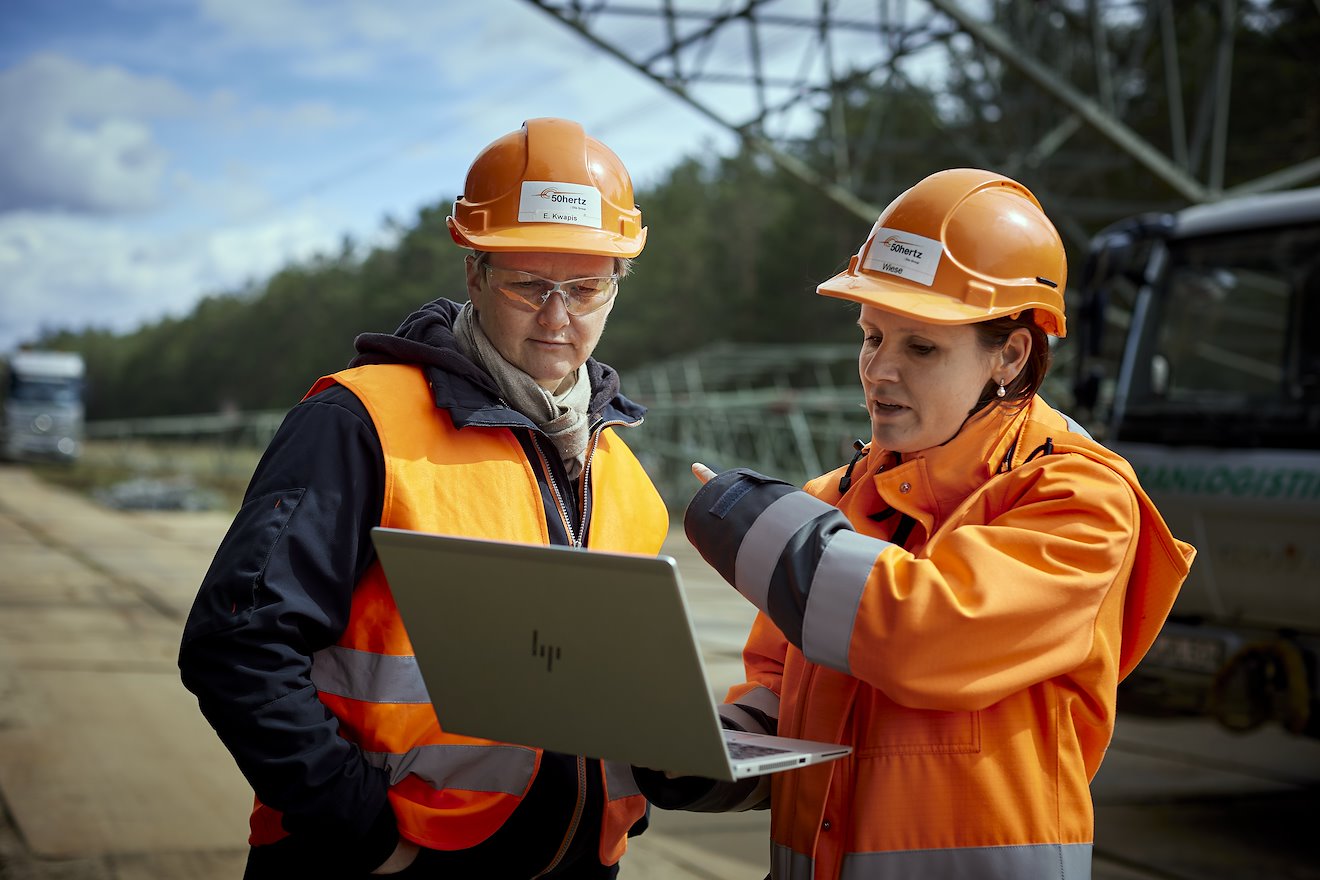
[{"left": 370, "top": 527, "right": 852, "bottom": 781}]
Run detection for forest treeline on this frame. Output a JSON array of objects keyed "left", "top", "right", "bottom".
[{"left": 33, "top": 0, "right": 1320, "bottom": 421}]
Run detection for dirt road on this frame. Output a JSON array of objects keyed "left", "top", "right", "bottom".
[{"left": 2, "top": 463, "right": 1318, "bottom": 880}]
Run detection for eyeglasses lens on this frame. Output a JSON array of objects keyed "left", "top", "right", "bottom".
[{"left": 484, "top": 267, "right": 618, "bottom": 316}]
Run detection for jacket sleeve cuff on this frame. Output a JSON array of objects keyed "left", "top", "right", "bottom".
[
  {"left": 684, "top": 468, "right": 853, "bottom": 648},
  {"left": 718, "top": 702, "right": 776, "bottom": 736},
  {"left": 631, "top": 765, "right": 719, "bottom": 810},
  {"left": 630, "top": 766, "right": 768, "bottom": 813},
  {"left": 279, "top": 789, "right": 399, "bottom": 873},
  {"left": 352, "top": 801, "right": 402, "bottom": 874}
]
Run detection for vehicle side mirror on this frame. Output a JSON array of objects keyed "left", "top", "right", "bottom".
[{"left": 1150, "top": 354, "right": 1170, "bottom": 398}]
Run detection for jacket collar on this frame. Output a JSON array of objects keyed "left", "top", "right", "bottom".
[
  {"left": 859, "top": 402, "right": 1029, "bottom": 530},
  {"left": 349, "top": 297, "right": 647, "bottom": 432},
  {"left": 847, "top": 396, "right": 1194, "bottom": 679}
]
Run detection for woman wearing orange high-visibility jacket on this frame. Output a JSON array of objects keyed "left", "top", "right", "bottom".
[
  {"left": 180, "top": 119, "right": 668, "bottom": 879},
  {"left": 635, "top": 169, "right": 1196, "bottom": 880}
]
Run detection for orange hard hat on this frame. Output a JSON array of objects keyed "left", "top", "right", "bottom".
[
  {"left": 447, "top": 117, "right": 647, "bottom": 258},
  {"left": 817, "top": 168, "right": 1067, "bottom": 337}
]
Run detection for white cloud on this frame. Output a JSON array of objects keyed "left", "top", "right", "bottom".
[
  {"left": 195, "top": 0, "right": 334, "bottom": 51},
  {"left": 216, "top": 95, "right": 363, "bottom": 134},
  {"left": 0, "top": 53, "right": 194, "bottom": 214},
  {"left": 0, "top": 208, "right": 346, "bottom": 353},
  {"left": 292, "top": 48, "right": 380, "bottom": 80},
  {"left": 196, "top": 0, "right": 483, "bottom": 79},
  {"left": 169, "top": 167, "right": 276, "bottom": 224},
  {"left": 0, "top": 0, "right": 740, "bottom": 354},
  {"left": 192, "top": 0, "right": 731, "bottom": 186},
  {"left": 432, "top": 4, "right": 737, "bottom": 188}
]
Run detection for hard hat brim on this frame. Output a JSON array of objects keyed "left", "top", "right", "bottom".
[
  {"left": 818, "top": 271, "right": 1002, "bottom": 324},
  {"left": 817, "top": 270, "right": 1066, "bottom": 336},
  {"left": 448, "top": 217, "right": 646, "bottom": 259}
]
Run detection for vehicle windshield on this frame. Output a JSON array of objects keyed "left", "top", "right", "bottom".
[
  {"left": 1121, "top": 220, "right": 1320, "bottom": 447},
  {"left": 8, "top": 376, "right": 83, "bottom": 405}
]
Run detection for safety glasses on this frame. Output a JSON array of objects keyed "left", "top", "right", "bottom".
[{"left": 483, "top": 265, "right": 619, "bottom": 316}]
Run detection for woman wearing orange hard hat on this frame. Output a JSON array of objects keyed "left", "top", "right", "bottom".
[
  {"left": 181, "top": 118, "right": 668, "bottom": 880},
  {"left": 636, "top": 168, "right": 1196, "bottom": 879}
]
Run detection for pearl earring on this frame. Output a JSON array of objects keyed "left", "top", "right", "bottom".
[{"left": 996, "top": 378, "right": 1007, "bottom": 398}]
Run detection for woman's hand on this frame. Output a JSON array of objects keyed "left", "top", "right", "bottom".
[
  {"left": 691, "top": 462, "right": 717, "bottom": 485},
  {"left": 371, "top": 838, "right": 420, "bottom": 874}
]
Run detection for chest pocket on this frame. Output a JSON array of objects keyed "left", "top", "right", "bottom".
[
  {"left": 181, "top": 487, "right": 305, "bottom": 645},
  {"left": 858, "top": 695, "right": 981, "bottom": 757}
]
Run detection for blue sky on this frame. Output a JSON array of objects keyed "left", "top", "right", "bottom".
[{"left": 0, "top": 0, "right": 741, "bottom": 354}]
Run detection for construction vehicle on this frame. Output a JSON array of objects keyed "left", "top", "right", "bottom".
[
  {"left": 1, "top": 350, "right": 86, "bottom": 463},
  {"left": 1072, "top": 186, "right": 1320, "bottom": 739}
]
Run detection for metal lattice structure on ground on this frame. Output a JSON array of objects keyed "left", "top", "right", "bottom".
[
  {"left": 624, "top": 342, "right": 870, "bottom": 506},
  {"left": 623, "top": 341, "right": 1077, "bottom": 507}
]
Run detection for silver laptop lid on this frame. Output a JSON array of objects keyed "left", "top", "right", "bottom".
[{"left": 371, "top": 528, "right": 741, "bottom": 780}]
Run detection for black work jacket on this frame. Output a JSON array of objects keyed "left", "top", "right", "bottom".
[{"left": 178, "top": 298, "right": 649, "bottom": 877}]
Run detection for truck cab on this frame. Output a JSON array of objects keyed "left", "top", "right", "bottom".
[
  {"left": 1072, "top": 186, "right": 1320, "bottom": 738},
  {"left": 1, "top": 350, "right": 86, "bottom": 463}
]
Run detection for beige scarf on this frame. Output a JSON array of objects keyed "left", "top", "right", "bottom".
[{"left": 453, "top": 302, "right": 592, "bottom": 481}]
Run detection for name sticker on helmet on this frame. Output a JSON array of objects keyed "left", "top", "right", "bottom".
[
  {"left": 862, "top": 227, "right": 943, "bottom": 286},
  {"left": 519, "top": 181, "right": 603, "bottom": 228}
]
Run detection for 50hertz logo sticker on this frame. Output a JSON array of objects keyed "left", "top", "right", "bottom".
[
  {"left": 537, "top": 187, "right": 588, "bottom": 207},
  {"left": 880, "top": 235, "right": 925, "bottom": 259}
]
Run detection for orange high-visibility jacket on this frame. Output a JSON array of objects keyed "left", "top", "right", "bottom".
[
  {"left": 687, "top": 398, "right": 1195, "bottom": 880},
  {"left": 249, "top": 363, "right": 669, "bottom": 865}
]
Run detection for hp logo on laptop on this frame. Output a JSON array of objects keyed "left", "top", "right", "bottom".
[{"left": 531, "top": 630, "right": 562, "bottom": 672}]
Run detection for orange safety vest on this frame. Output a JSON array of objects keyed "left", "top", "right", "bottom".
[
  {"left": 722, "top": 398, "right": 1193, "bottom": 879},
  {"left": 249, "top": 363, "right": 669, "bottom": 866}
]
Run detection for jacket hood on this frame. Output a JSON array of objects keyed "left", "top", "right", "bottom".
[
  {"left": 828, "top": 396, "right": 1195, "bottom": 683},
  {"left": 350, "top": 297, "right": 645, "bottom": 424},
  {"left": 1005, "top": 400, "right": 1196, "bottom": 680}
]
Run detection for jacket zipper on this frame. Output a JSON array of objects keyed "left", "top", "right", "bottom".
[
  {"left": 527, "top": 423, "right": 614, "bottom": 874},
  {"left": 533, "top": 756, "right": 588, "bottom": 878},
  {"left": 575, "top": 428, "right": 602, "bottom": 536},
  {"left": 532, "top": 438, "right": 582, "bottom": 547},
  {"left": 530, "top": 421, "right": 609, "bottom": 548}
]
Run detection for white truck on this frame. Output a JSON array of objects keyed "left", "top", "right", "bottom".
[
  {"left": 1071, "top": 185, "right": 1320, "bottom": 739},
  {"left": 1, "top": 350, "right": 87, "bottom": 462}
]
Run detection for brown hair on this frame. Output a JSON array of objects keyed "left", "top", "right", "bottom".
[{"left": 971, "top": 310, "right": 1051, "bottom": 412}]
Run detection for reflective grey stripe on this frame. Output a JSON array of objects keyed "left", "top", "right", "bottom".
[
  {"left": 310, "top": 645, "right": 430, "bottom": 704},
  {"left": 602, "top": 760, "right": 641, "bottom": 800},
  {"left": 839, "top": 843, "right": 1092, "bottom": 879},
  {"left": 772, "top": 842, "right": 814, "bottom": 880},
  {"left": 363, "top": 742, "right": 537, "bottom": 794},
  {"left": 732, "top": 684, "right": 780, "bottom": 723},
  {"left": 718, "top": 703, "right": 767, "bottom": 734},
  {"left": 725, "top": 773, "right": 772, "bottom": 812},
  {"left": 736, "top": 492, "right": 840, "bottom": 612},
  {"left": 801, "top": 530, "right": 888, "bottom": 675},
  {"left": 1058, "top": 409, "right": 1095, "bottom": 440}
]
